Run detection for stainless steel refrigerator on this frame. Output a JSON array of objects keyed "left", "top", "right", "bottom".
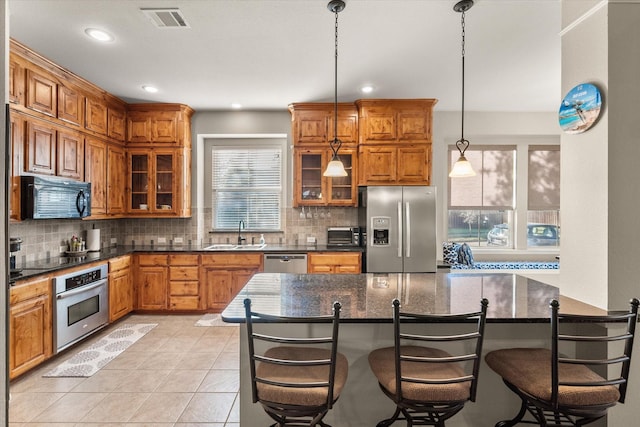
[{"left": 359, "top": 186, "right": 437, "bottom": 273}]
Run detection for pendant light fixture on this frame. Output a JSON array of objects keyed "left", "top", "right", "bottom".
[
  {"left": 449, "top": 0, "right": 476, "bottom": 178},
  {"left": 323, "top": 0, "right": 348, "bottom": 177}
]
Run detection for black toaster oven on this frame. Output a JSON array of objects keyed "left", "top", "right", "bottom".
[{"left": 327, "top": 227, "right": 360, "bottom": 247}]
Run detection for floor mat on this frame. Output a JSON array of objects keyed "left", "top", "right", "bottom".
[
  {"left": 195, "top": 313, "right": 237, "bottom": 327},
  {"left": 43, "top": 323, "right": 157, "bottom": 377}
]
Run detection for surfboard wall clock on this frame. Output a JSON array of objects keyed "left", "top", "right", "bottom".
[{"left": 558, "top": 83, "right": 602, "bottom": 134}]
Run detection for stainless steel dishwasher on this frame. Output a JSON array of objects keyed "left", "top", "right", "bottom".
[{"left": 263, "top": 254, "right": 308, "bottom": 273}]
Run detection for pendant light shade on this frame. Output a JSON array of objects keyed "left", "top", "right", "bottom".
[
  {"left": 323, "top": 0, "right": 348, "bottom": 178},
  {"left": 449, "top": 0, "right": 477, "bottom": 178},
  {"left": 324, "top": 156, "right": 348, "bottom": 177}
]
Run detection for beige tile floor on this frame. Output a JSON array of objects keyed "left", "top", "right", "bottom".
[{"left": 9, "top": 313, "right": 240, "bottom": 426}]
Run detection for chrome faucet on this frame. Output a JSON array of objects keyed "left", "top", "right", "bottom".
[{"left": 237, "top": 220, "right": 246, "bottom": 245}]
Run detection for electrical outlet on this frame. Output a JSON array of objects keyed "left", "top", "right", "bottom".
[
  {"left": 59, "top": 245, "right": 67, "bottom": 253},
  {"left": 306, "top": 236, "right": 316, "bottom": 244},
  {"left": 174, "top": 237, "right": 184, "bottom": 244},
  {"left": 158, "top": 237, "right": 167, "bottom": 244},
  {"left": 110, "top": 238, "right": 117, "bottom": 245}
]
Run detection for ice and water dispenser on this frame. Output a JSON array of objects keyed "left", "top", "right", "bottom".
[{"left": 371, "top": 217, "right": 391, "bottom": 246}]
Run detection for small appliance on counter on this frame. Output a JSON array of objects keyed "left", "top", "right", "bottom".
[
  {"left": 327, "top": 227, "right": 360, "bottom": 247},
  {"left": 9, "top": 237, "right": 22, "bottom": 277}
]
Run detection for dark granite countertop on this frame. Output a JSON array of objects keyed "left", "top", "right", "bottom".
[
  {"left": 221, "top": 272, "right": 563, "bottom": 323},
  {"left": 9, "top": 244, "right": 363, "bottom": 283}
]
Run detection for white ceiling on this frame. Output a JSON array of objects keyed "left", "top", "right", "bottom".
[{"left": 7, "top": 0, "right": 561, "bottom": 113}]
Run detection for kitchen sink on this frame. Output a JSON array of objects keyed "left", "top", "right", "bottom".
[{"left": 204, "top": 243, "right": 267, "bottom": 250}]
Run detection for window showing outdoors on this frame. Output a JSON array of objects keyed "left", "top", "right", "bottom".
[
  {"left": 447, "top": 143, "right": 561, "bottom": 250},
  {"left": 527, "top": 146, "right": 560, "bottom": 248},
  {"left": 448, "top": 146, "right": 516, "bottom": 247},
  {"left": 212, "top": 146, "right": 282, "bottom": 231}
]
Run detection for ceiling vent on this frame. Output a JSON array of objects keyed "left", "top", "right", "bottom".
[{"left": 141, "top": 8, "right": 190, "bottom": 29}]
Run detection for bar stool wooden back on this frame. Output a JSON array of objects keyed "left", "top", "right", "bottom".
[
  {"left": 243, "top": 298, "right": 349, "bottom": 427},
  {"left": 485, "top": 298, "right": 639, "bottom": 427},
  {"left": 368, "top": 298, "right": 489, "bottom": 427}
]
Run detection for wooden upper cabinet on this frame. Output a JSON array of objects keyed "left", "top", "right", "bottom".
[
  {"left": 154, "top": 111, "right": 179, "bottom": 143},
  {"left": 85, "top": 96, "right": 108, "bottom": 135},
  {"left": 356, "top": 99, "right": 436, "bottom": 144},
  {"left": 85, "top": 137, "right": 108, "bottom": 216},
  {"left": 126, "top": 112, "right": 152, "bottom": 143},
  {"left": 25, "top": 119, "right": 56, "bottom": 175},
  {"left": 56, "top": 129, "right": 84, "bottom": 180},
  {"left": 357, "top": 99, "right": 436, "bottom": 186},
  {"left": 126, "top": 105, "right": 192, "bottom": 145},
  {"left": 359, "top": 144, "right": 431, "bottom": 185},
  {"left": 57, "top": 85, "right": 84, "bottom": 126},
  {"left": 289, "top": 103, "right": 358, "bottom": 146},
  {"left": 107, "top": 144, "right": 126, "bottom": 215},
  {"left": 9, "top": 112, "right": 24, "bottom": 222},
  {"left": 9, "top": 57, "right": 25, "bottom": 105},
  {"left": 26, "top": 68, "right": 57, "bottom": 118},
  {"left": 107, "top": 107, "right": 126, "bottom": 141}
]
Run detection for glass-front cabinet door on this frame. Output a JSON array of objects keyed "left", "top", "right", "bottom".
[
  {"left": 130, "top": 152, "right": 150, "bottom": 212},
  {"left": 155, "top": 153, "right": 175, "bottom": 211},
  {"left": 327, "top": 148, "right": 356, "bottom": 206},
  {"left": 294, "top": 147, "right": 357, "bottom": 207},
  {"left": 129, "top": 150, "right": 177, "bottom": 214},
  {"left": 296, "top": 149, "right": 325, "bottom": 205}
]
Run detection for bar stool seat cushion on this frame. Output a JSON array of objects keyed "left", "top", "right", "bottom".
[
  {"left": 485, "top": 348, "right": 620, "bottom": 407},
  {"left": 256, "top": 346, "right": 349, "bottom": 407},
  {"left": 369, "top": 345, "right": 470, "bottom": 402}
]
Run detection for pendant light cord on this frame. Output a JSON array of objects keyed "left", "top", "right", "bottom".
[
  {"left": 456, "top": 7, "right": 469, "bottom": 156},
  {"left": 331, "top": 4, "right": 342, "bottom": 157}
]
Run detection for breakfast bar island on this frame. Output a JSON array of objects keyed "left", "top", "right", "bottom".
[{"left": 221, "top": 272, "right": 606, "bottom": 427}]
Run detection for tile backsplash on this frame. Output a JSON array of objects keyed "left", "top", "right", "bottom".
[{"left": 9, "top": 207, "right": 358, "bottom": 263}]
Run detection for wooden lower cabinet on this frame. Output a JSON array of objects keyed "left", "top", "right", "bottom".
[
  {"left": 308, "top": 252, "right": 362, "bottom": 274},
  {"left": 109, "top": 255, "right": 133, "bottom": 322},
  {"left": 169, "top": 254, "right": 201, "bottom": 310},
  {"left": 201, "top": 253, "right": 263, "bottom": 311},
  {"left": 135, "top": 254, "right": 169, "bottom": 311},
  {"left": 9, "top": 275, "right": 53, "bottom": 380}
]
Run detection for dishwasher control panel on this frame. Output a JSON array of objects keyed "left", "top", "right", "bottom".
[{"left": 263, "top": 254, "right": 308, "bottom": 274}]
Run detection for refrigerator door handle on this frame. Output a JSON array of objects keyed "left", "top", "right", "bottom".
[
  {"left": 405, "top": 201, "right": 411, "bottom": 258},
  {"left": 397, "top": 201, "right": 403, "bottom": 258}
]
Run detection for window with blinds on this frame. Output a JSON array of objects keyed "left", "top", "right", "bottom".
[
  {"left": 447, "top": 143, "right": 560, "bottom": 250},
  {"left": 527, "top": 145, "right": 560, "bottom": 248},
  {"left": 449, "top": 146, "right": 516, "bottom": 209},
  {"left": 448, "top": 146, "right": 516, "bottom": 247},
  {"left": 212, "top": 146, "right": 282, "bottom": 231},
  {"left": 528, "top": 145, "right": 560, "bottom": 210}
]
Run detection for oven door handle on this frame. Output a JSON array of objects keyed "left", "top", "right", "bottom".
[{"left": 56, "top": 280, "right": 107, "bottom": 300}]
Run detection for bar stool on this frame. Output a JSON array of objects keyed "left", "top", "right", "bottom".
[
  {"left": 485, "top": 298, "right": 639, "bottom": 427},
  {"left": 243, "top": 298, "right": 349, "bottom": 427},
  {"left": 368, "top": 298, "right": 489, "bottom": 426}
]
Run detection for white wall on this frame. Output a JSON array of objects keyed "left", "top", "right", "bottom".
[
  {"left": 561, "top": 2, "right": 640, "bottom": 425},
  {"left": 559, "top": 1, "right": 609, "bottom": 309}
]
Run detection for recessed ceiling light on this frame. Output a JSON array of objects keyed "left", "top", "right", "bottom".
[
  {"left": 142, "top": 85, "right": 159, "bottom": 93},
  {"left": 360, "top": 85, "right": 375, "bottom": 94},
  {"left": 84, "top": 28, "right": 114, "bottom": 42},
  {"left": 231, "top": 103, "right": 242, "bottom": 110}
]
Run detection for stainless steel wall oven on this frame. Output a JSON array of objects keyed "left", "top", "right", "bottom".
[{"left": 53, "top": 263, "right": 109, "bottom": 353}]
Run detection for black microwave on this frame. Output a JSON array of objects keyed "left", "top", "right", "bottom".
[
  {"left": 21, "top": 175, "right": 92, "bottom": 219},
  {"left": 327, "top": 227, "right": 360, "bottom": 247}
]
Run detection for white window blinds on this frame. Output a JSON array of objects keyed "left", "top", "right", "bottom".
[
  {"left": 212, "top": 146, "right": 282, "bottom": 231},
  {"left": 528, "top": 145, "right": 560, "bottom": 210},
  {"left": 449, "top": 146, "right": 516, "bottom": 209}
]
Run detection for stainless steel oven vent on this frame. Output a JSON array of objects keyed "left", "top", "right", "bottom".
[{"left": 141, "top": 8, "right": 190, "bottom": 28}]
